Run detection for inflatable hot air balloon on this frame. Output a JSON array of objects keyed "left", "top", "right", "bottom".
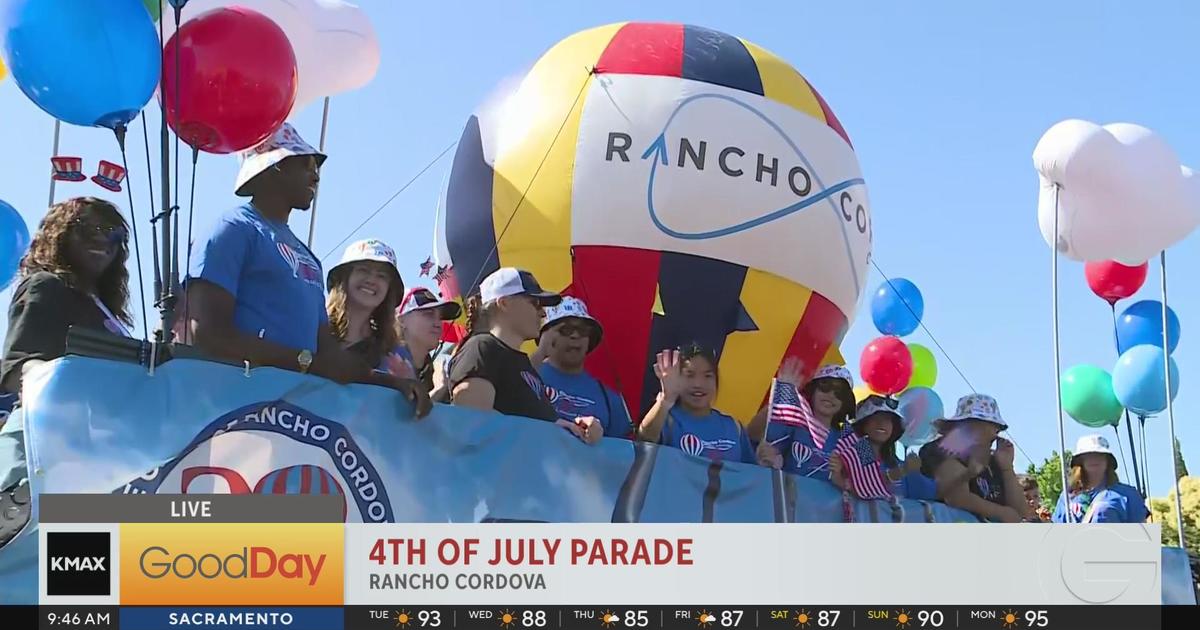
[{"left": 435, "top": 22, "right": 871, "bottom": 420}]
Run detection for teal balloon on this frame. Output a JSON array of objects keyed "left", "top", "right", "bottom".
[
  {"left": 1060, "top": 364, "right": 1122, "bottom": 427},
  {"left": 142, "top": 0, "right": 160, "bottom": 21},
  {"left": 3, "top": 0, "right": 160, "bottom": 128},
  {"left": 897, "top": 387, "right": 942, "bottom": 448},
  {"left": 1112, "top": 345, "right": 1180, "bottom": 416}
]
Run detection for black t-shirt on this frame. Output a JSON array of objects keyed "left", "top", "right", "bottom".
[
  {"left": 1, "top": 272, "right": 117, "bottom": 392},
  {"left": 448, "top": 333, "right": 556, "bottom": 422},
  {"left": 920, "top": 438, "right": 1006, "bottom": 505}
]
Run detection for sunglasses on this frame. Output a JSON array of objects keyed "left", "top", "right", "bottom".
[
  {"left": 864, "top": 395, "right": 900, "bottom": 409},
  {"left": 813, "top": 379, "right": 851, "bottom": 394},
  {"left": 554, "top": 322, "right": 592, "bottom": 337},
  {"left": 74, "top": 222, "right": 128, "bottom": 245}
]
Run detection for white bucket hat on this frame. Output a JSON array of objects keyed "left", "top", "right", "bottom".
[
  {"left": 939, "top": 393, "right": 1008, "bottom": 430},
  {"left": 234, "top": 123, "right": 326, "bottom": 196},
  {"left": 1071, "top": 434, "right": 1117, "bottom": 469},
  {"left": 326, "top": 239, "right": 403, "bottom": 293},
  {"left": 811, "top": 364, "right": 854, "bottom": 388},
  {"left": 540, "top": 296, "right": 603, "bottom": 352}
]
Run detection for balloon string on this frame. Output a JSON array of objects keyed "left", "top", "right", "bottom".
[
  {"left": 114, "top": 127, "right": 150, "bottom": 343},
  {"left": 1110, "top": 301, "right": 1144, "bottom": 495},
  {"left": 181, "top": 147, "right": 199, "bottom": 344},
  {"left": 139, "top": 115, "right": 157, "bottom": 235},
  {"left": 868, "top": 259, "right": 975, "bottom": 393},
  {"left": 460, "top": 66, "right": 596, "bottom": 297},
  {"left": 318, "top": 140, "right": 457, "bottom": 261},
  {"left": 1049, "top": 184, "right": 1073, "bottom": 520},
  {"left": 868, "top": 255, "right": 1036, "bottom": 465}
]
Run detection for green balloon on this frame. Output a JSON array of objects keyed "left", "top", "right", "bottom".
[
  {"left": 143, "top": 0, "right": 161, "bottom": 21},
  {"left": 907, "top": 343, "right": 938, "bottom": 389},
  {"left": 1060, "top": 364, "right": 1123, "bottom": 427}
]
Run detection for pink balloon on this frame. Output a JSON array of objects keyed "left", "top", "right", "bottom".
[{"left": 860, "top": 336, "right": 913, "bottom": 395}]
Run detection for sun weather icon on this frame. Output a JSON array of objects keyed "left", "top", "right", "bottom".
[
  {"left": 600, "top": 610, "right": 619, "bottom": 628},
  {"left": 499, "top": 610, "right": 517, "bottom": 628},
  {"left": 894, "top": 610, "right": 912, "bottom": 628},
  {"left": 696, "top": 610, "right": 715, "bottom": 627},
  {"left": 794, "top": 610, "right": 812, "bottom": 628},
  {"left": 394, "top": 610, "right": 411, "bottom": 628},
  {"left": 1001, "top": 610, "right": 1020, "bottom": 628}
]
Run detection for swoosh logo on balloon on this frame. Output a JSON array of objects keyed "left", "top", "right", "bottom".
[{"left": 640, "top": 93, "right": 866, "bottom": 294}]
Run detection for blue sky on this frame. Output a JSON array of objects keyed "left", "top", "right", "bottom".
[{"left": 2, "top": 1, "right": 1197, "bottom": 497}]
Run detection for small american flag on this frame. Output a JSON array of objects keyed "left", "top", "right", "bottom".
[
  {"left": 767, "top": 379, "right": 815, "bottom": 431},
  {"left": 834, "top": 433, "right": 893, "bottom": 500},
  {"left": 433, "top": 265, "right": 450, "bottom": 283},
  {"left": 419, "top": 257, "right": 434, "bottom": 277}
]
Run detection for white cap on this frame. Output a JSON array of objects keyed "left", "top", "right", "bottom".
[
  {"left": 234, "top": 123, "right": 326, "bottom": 196},
  {"left": 326, "top": 239, "right": 402, "bottom": 291},
  {"left": 540, "top": 296, "right": 603, "bottom": 352},
  {"left": 941, "top": 393, "right": 1008, "bottom": 429},
  {"left": 479, "top": 267, "right": 561, "bottom": 306},
  {"left": 1071, "top": 434, "right": 1117, "bottom": 469}
]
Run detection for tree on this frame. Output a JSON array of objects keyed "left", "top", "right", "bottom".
[
  {"left": 1151, "top": 476, "right": 1199, "bottom": 557},
  {"left": 1175, "top": 438, "right": 1189, "bottom": 481},
  {"left": 1026, "top": 450, "right": 1071, "bottom": 510}
]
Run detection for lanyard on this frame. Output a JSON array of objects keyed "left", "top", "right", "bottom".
[{"left": 92, "top": 295, "right": 132, "bottom": 338}]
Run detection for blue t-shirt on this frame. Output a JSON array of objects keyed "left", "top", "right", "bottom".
[
  {"left": 882, "top": 462, "right": 938, "bottom": 500},
  {"left": 538, "top": 363, "right": 633, "bottom": 438},
  {"left": 769, "top": 422, "right": 852, "bottom": 480},
  {"left": 1053, "top": 482, "right": 1147, "bottom": 523},
  {"left": 660, "top": 407, "right": 755, "bottom": 464},
  {"left": 187, "top": 204, "right": 327, "bottom": 352},
  {"left": 1109, "top": 482, "right": 1150, "bottom": 522}
]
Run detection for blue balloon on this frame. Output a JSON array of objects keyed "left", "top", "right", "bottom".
[
  {"left": 897, "top": 386, "right": 942, "bottom": 448},
  {"left": 2, "top": 0, "right": 160, "bottom": 129},
  {"left": 1116, "top": 299, "right": 1181, "bottom": 355},
  {"left": 0, "top": 199, "right": 31, "bottom": 290},
  {"left": 871, "top": 278, "right": 924, "bottom": 336},
  {"left": 1112, "top": 344, "right": 1180, "bottom": 416}
]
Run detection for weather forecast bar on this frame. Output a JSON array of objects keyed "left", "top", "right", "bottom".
[
  {"left": 1, "top": 604, "right": 1181, "bottom": 630},
  {"left": 39, "top": 494, "right": 343, "bottom": 523}
]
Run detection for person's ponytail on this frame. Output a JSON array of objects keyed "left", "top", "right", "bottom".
[{"left": 453, "top": 294, "right": 486, "bottom": 356}]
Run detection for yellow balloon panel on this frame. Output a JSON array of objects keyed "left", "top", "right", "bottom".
[
  {"left": 490, "top": 23, "right": 624, "bottom": 293},
  {"left": 715, "top": 268, "right": 813, "bottom": 422}
]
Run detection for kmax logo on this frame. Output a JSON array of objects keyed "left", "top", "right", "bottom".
[
  {"left": 46, "top": 532, "right": 111, "bottom": 596},
  {"left": 138, "top": 546, "right": 327, "bottom": 587},
  {"left": 51, "top": 556, "right": 107, "bottom": 572}
]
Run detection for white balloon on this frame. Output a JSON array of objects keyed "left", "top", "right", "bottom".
[
  {"left": 1034, "top": 119, "right": 1200, "bottom": 264},
  {"left": 162, "top": 0, "right": 380, "bottom": 116}
]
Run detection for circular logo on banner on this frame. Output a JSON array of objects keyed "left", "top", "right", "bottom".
[{"left": 114, "top": 401, "right": 393, "bottom": 523}]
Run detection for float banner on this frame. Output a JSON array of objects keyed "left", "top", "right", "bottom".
[
  {"left": 344, "top": 523, "right": 1162, "bottom": 605},
  {"left": 18, "top": 356, "right": 982, "bottom": 525}
]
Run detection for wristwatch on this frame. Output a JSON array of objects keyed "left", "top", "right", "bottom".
[{"left": 297, "top": 349, "right": 313, "bottom": 374}]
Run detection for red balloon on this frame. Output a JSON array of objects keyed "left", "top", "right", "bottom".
[
  {"left": 1084, "top": 260, "right": 1148, "bottom": 305},
  {"left": 860, "top": 336, "right": 913, "bottom": 395},
  {"left": 162, "top": 8, "right": 297, "bottom": 154}
]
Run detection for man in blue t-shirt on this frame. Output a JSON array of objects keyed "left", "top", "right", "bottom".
[
  {"left": 532, "top": 297, "right": 633, "bottom": 438},
  {"left": 181, "top": 124, "right": 428, "bottom": 416}
]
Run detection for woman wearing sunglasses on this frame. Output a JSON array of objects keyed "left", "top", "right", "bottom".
[
  {"left": 756, "top": 362, "right": 857, "bottom": 480},
  {"left": 3, "top": 197, "right": 133, "bottom": 395}
]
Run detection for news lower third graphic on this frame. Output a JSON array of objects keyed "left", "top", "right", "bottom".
[{"left": 9, "top": 495, "right": 1187, "bottom": 630}]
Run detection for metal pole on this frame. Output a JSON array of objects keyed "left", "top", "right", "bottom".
[
  {"left": 1158, "top": 251, "right": 1186, "bottom": 547},
  {"left": 47, "top": 120, "right": 61, "bottom": 207},
  {"left": 306, "top": 96, "right": 332, "bottom": 248},
  {"left": 1050, "top": 185, "right": 1073, "bottom": 521}
]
